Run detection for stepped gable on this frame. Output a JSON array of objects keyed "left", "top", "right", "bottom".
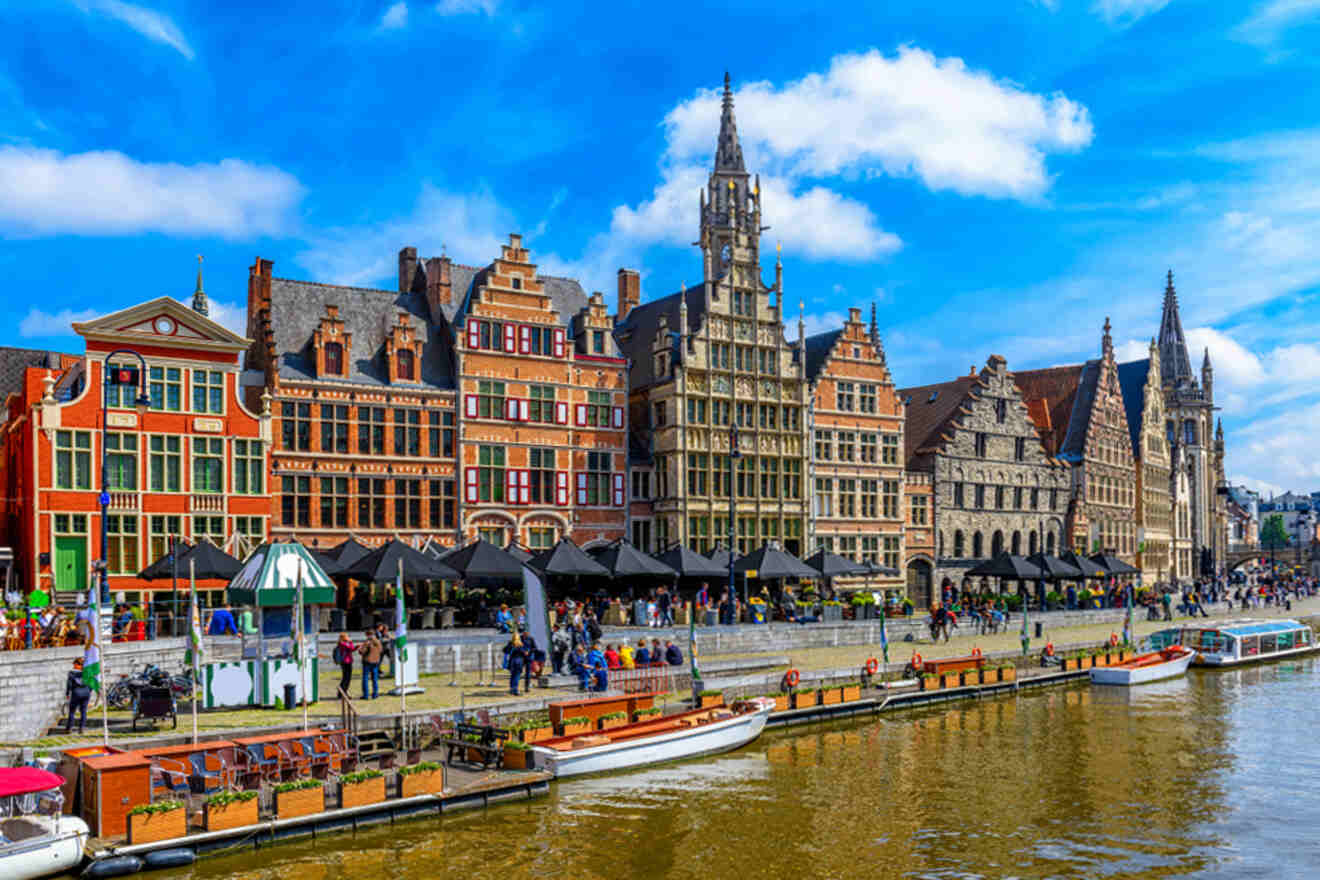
[
  {"left": 802, "top": 330, "right": 843, "bottom": 384},
  {"left": 896, "top": 375, "right": 978, "bottom": 469},
  {"left": 1012, "top": 364, "right": 1085, "bottom": 458}
]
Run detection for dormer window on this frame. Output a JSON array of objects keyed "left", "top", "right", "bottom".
[
  {"left": 511, "top": 276, "right": 522, "bottom": 290},
  {"left": 325, "top": 342, "right": 343, "bottom": 376},
  {"left": 398, "top": 349, "right": 415, "bottom": 381},
  {"left": 592, "top": 331, "right": 605, "bottom": 354}
]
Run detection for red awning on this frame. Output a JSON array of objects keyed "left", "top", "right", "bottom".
[{"left": 0, "top": 768, "right": 64, "bottom": 797}]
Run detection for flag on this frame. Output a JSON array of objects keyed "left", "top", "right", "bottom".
[
  {"left": 879, "top": 600, "right": 889, "bottom": 664},
  {"left": 82, "top": 643, "right": 101, "bottom": 692},
  {"left": 1123, "top": 584, "right": 1133, "bottom": 647},
  {"left": 294, "top": 561, "right": 305, "bottom": 672},
  {"left": 689, "top": 600, "right": 701, "bottom": 680},
  {"left": 185, "top": 591, "right": 203, "bottom": 671},
  {"left": 1021, "top": 587, "right": 1032, "bottom": 657},
  {"left": 394, "top": 566, "right": 408, "bottom": 664}
]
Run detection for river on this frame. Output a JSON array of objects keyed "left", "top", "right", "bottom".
[{"left": 153, "top": 659, "right": 1320, "bottom": 879}]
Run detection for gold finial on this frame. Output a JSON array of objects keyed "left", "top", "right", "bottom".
[
  {"left": 776, "top": 241, "right": 782, "bottom": 255},
  {"left": 728, "top": 180, "right": 735, "bottom": 190}
]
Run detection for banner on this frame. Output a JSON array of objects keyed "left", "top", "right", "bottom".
[{"left": 522, "top": 564, "right": 551, "bottom": 664}]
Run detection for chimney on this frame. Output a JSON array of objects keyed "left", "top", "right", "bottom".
[
  {"left": 425, "top": 256, "right": 452, "bottom": 320},
  {"left": 398, "top": 247, "right": 418, "bottom": 294},
  {"left": 617, "top": 268, "right": 641, "bottom": 322},
  {"left": 848, "top": 307, "right": 861, "bottom": 324}
]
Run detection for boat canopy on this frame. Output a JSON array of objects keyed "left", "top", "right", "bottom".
[
  {"left": 1213, "top": 620, "right": 1306, "bottom": 637},
  {"left": 0, "top": 768, "right": 63, "bottom": 798}
]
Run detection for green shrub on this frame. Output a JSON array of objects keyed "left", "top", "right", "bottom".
[
  {"left": 274, "top": 779, "right": 322, "bottom": 794},
  {"left": 206, "top": 790, "right": 258, "bottom": 807},
  {"left": 504, "top": 740, "right": 531, "bottom": 751},
  {"left": 128, "top": 800, "right": 183, "bottom": 817},
  {"left": 398, "top": 761, "right": 442, "bottom": 776},
  {"left": 600, "top": 711, "right": 627, "bottom": 721},
  {"left": 697, "top": 689, "right": 723, "bottom": 697},
  {"left": 562, "top": 715, "right": 590, "bottom": 727},
  {"left": 340, "top": 769, "right": 383, "bottom": 785},
  {"left": 634, "top": 707, "right": 661, "bottom": 718}
]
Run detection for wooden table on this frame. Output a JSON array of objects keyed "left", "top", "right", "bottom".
[
  {"left": 922, "top": 655, "right": 986, "bottom": 675},
  {"left": 548, "top": 693, "right": 658, "bottom": 728}
]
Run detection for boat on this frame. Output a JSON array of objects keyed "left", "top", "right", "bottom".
[
  {"left": 0, "top": 768, "right": 90, "bottom": 880},
  {"left": 1089, "top": 645, "right": 1194, "bottom": 686},
  {"left": 1147, "top": 618, "right": 1317, "bottom": 667},
  {"left": 531, "top": 698, "right": 775, "bottom": 778}
]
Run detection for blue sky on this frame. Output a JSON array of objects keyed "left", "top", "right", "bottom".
[{"left": 3, "top": 0, "right": 1320, "bottom": 493}]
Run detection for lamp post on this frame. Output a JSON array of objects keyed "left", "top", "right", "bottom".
[
  {"left": 727, "top": 419, "right": 740, "bottom": 625},
  {"left": 99, "top": 351, "right": 151, "bottom": 606}
]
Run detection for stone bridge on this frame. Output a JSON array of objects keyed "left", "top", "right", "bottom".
[{"left": 1225, "top": 541, "right": 1319, "bottom": 572}]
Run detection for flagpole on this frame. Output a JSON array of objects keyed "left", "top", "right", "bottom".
[
  {"left": 297, "top": 559, "right": 308, "bottom": 732},
  {"left": 397, "top": 558, "right": 406, "bottom": 717},
  {"left": 92, "top": 582, "right": 108, "bottom": 746},
  {"left": 190, "top": 558, "right": 199, "bottom": 744}
]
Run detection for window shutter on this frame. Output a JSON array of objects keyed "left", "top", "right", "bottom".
[
  {"left": 553, "top": 328, "right": 565, "bottom": 358},
  {"left": 555, "top": 401, "right": 569, "bottom": 425},
  {"left": 506, "top": 469, "right": 518, "bottom": 505},
  {"left": 466, "top": 321, "right": 480, "bottom": 350},
  {"left": 519, "top": 469, "right": 530, "bottom": 504},
  {"left": 555, "top": 471, "right": 569, "bottom": 506},
  {"left": 519, "top": 325, "right": 531, "bottom": 354},
  {"left": 505, "top": 398, "right": 518, "bottom": 421},
  {"left": 575, "top": 404, "right": 587, "bottom": 427},
  {"left": 612, "top": 473, "right": 625, "bottom": 507},
  {"left": 576, "top": 472, "right": 588, "bottom": 506},
  {"left": 503, "top": 324, "right": 516, "bottom": 353},
  {"left": 519, "top": 398, "right": 529, "bottom": 421},
  {"left": 465, "top": 395, "right": 477, "bottom": 418},
  {"left": 611, "top": 406, "right": 624, "bottom": 429},
  {"left": 465, "top": 468, "right": 478, "bottom": 503}
]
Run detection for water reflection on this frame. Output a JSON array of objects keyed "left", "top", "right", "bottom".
[{"left": 155, "top": 661, "right": 1320, "bottom": 880}]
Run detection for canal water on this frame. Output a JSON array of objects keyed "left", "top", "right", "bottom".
[{"left": 157, "top": 660, "right": 1320, "bottom": 879}]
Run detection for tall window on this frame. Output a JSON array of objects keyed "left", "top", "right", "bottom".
[
  {"left": 881, "top": 434, "right": 899, "bottom": 465},
  {"left": 860, "top": 479, "right": 878, "bottom": 518},
  {"left": 478, "top": 525, "right": 506, "bottom": 545},
  {"left": 994, "top": 486, "right": 1005, "bottom": 510},
  {"left": 736, "top": 402, "right": 754, "bottom": 427},
  {"left": 837, "top": 382, "right": 855, "bottom": 411},
  {"left": 591, "top": 330, "right": 606, "bottom": 354},
  {"left": 974, "top": 484, "right": 986, "bottom": 509},
  {"left": 975, "top": 432, "right": 988, "bottom": 457},
  {"left": 105, "top": 433, "right": 137, "bottom": 490},
  {"left": 688, "top": 398, "right": 708, "bottom": 424},
  {"left": 585, "top": 391, "right": 611, "bottom": 426},
  {"left": 759, "top": 349, "right": 777, "bottom": 374},
  {"left": 838, "top": 479, "right": 857, "bottom": 518},
  {"left": 475, "top": 320, "right": 504, "bottom": 351},
  {"left": 882, "top": 479, "right": 900, "bottom": 519},
  {"left": 529, "top": 526, "right": 556, "bottom": 550},
  {"left": 712, "top": 455, "right": 731, "bottom": 496},
  {"left": 320, "top": 477, "right": 349, "bottom": 528},
  {"left": 231, "top": 440, "right": 262, "bottom": 495},
  {"left": 54, "top": 430, "right": 92, "bottom": 490},
  {"left": 953, "top": 530, "right": 965, "bottom": 557},
  {"left": 530, "top": 448, "right": 556, "bottom": 504},
  {"left": 191, "top": 369, "right": 224, "bottom": 414},
  {"left": 784, "top": 459, "right": 802, "bottom": 499},
  {"left": 476, "top": 381, "right": 505, "bottom": 419},
  {"left": 149, "top": 515, "right": 183, "bottom": 565},
  {"left": 585, "top": 452, "right": 611, "bottom": 504},
  {"left": 428, "top": 479, "right": 455, "bottom": 529},
  {"left": 860, "top": 433, "right": 878, "bottom": 463},
  {"left": 357, "top": 477, "right": 386, "bottom": 527},
  {"left": 814, "top": 478, "right": 833, "bottom": 518},
  {"left": 782, "top": 406, "right": 800, "bottom": 431},
  {"left": 713, "top": 400, "right": 730, "bottom": 426},
  {"left": 814, "top": 430, "right": 833, "bottom": 461},
  {"left": 910, "top": 493, "right": 928, "bottom": 525},
  {"left": 861, "top": 535, "right": 879, "bottom": 564},
  {"left": 397, "top": 349, "right": 415, "bottom": 381},
  {"left": 192, "top": 437, "right": 224, "bottom": 493},
  {"left": 282, "top": 402, "right": 312, "bottom": 451},
  {"left": 528, "top": 326, "right": 555, "bottom": 356},
  {"left": 758, "top": 404, "right": 776, "bottom": 428},
  {"left": 282, "top": 476, "right": 310, "bottom": 527},
  {"left": 686, "top": 453, "right": 708, "bottom": 495},
  {"left": 710, "top": 343, "right": 730, "bottom": 368},
  {"left": 149, "top": 366, "right": 182, "bottom": 411},
  {"left": 393, "top": 409, "right": 420, "bottom": 456},
  {"left": 394, "top": 479, "right": 421, "bottom": 527},
  {"left": 1013, "top": 487, "right": 1024, "bottom": 510},
  {"left": 859, "top": 384, "right": 877, "bottom": 413},
  {"left": 735, "top": 346, "right": 753, "bottom": 371},
  {"left": 953, "top": 482, "right": 964, "bottom": 508},
  {"left": 995, "top": 398, "right": 1007, "bottom": 423},
  {"left": 529, "top": 385, "right": 557, "bottom": 423},
  {"left": 106, "top": 514, "right": 138, "bottom": 574},
  {"left": 149, "top": 435, "right": 181, "bottom": 492},
  {"left": 838, "top": 535, "right": 858, "bottom": 560},
  {"left": 234, "top": 516, "right": 264, "bottom": 548},
  {"left": 324, "top": 342, "right": 343, "bottom": 375},
  {"left": 883, "top": 536, "right": 900, "bottom": 571},
  {"left": 429, "top": 411, "right": 455, "bottom": 457},
  {"left": 358, "top": 406, "right": 385, "bottom": 454},
  {"left": 973, "top": 532, "right": 984, "bottom": 558},
  {"left": 193, "top": 515, "right": 224, "bottom": 546},
  {"left": 1015, "top": 437, "right": 1026, "bottom": 462},
  {"left": 759, "top": 457, "right": 778, "bottom": 497},
  {"left": 477, "top": 446, "right": 505, "bottom": 503},
  {"left": 736, "top": 457, "right": 757, "bottom": 497},
  {"left": 837, "top": 431, "right": 856, "bottom": 462},
  {"left": 321, "top": 404, "right": 349, "bottom": 453}
]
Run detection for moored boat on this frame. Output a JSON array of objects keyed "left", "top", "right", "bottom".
[
  {"left": 0, "top": 768, "right": 90, "bottom": 880},
  {"left": 532, "top": 698, "right": 775, "bottom": 778},
  {"left": 1148, "top": 618, "right": 1317, "bottom": 667},
  {"left": 1089, "top": 645, "right": 1194, "bottom": 686}
]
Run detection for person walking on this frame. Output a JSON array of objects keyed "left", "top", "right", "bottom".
[
  {"left": 505, "top": 631, "right": 528, "bottom": 696},
  {"left": 1161, "top": 590, "right": 1173, "bottom": 621},
  {"left": 521, "top": 628, "right": 540, "bottom": 692},
  {"left": 65, "top": 657, "right": 91, "bottom": 734},
  {"left": 374, "top": 622, "right": 394, "bottom": 678},
  {"left": 551, "top": 624, "right": 571, "bottom": 675},
  {"left": 333, "top": 632, "right": 356, "bottom": 699},
  {"left": 358, "top": 631, "right": 383, "bottom": 700},
  {"left": 658, "top": 586, "right": 673, "bottom": 627}
]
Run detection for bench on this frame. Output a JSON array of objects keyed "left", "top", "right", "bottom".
[
  {"left": 132, "top": 686, "right": 177, "bottom": 731},
  {"left": 921, "top": 655, "right": 986, "bottom": 676},
  {"left": 442, "top": 723, "right": 510, "bottom": 770}
]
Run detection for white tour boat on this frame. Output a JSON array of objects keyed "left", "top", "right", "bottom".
[
  {"left": 0, "top": 768, "right": 90, "bottom": 880},
  {"left": 1089, "top": 645, "right": 1195, "bottom": 686},
  {"left": 532, "top": 698, "right": 775, "bottom": 779},
  {"left": 1148, "top": 618, "right": 1317, "bottom": 667}
]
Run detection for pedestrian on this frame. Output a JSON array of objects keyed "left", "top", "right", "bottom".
[
  {"left": 658, "top": 586, "right": 673, "bottom": 627},
  {"left": 505, "top": 631, "right": 528, "bottom": 696},
  {"left": 65, "top": 657, "right": 91, "bottom": 734},
  {"left": 358, "top": 631, "right": 383, "bottom": 700},
  {"left": 495, "top": 604, "right": 513, "bottom": 633},
  {"left": 697, "top": 582, "right": 710, "bottom": 614},
  {"left": 333, "top": 632, "right": 355, "bottom": 699},
  {"left": 522, "top": 628, "right": 541, "bottom": 691},
  {"left": 375, "top": 622, "right": 394, "bottom": 678},
  {"left": 551, "top": 624, "right": 571, "bottom": 675}
]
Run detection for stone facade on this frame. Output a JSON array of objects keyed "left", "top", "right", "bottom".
[
  {"left": 901, "top": 355, "right": 1072, "bottom": 594},
  {"left": 1118, "top": 339, "right": 1173, "bottom": 583},
  {"left": 903, "top": 471, "right": 935, "bottom": 605}
]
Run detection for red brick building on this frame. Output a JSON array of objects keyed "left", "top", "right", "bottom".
[{"left": 0, "top": 291, "right": 270, "bottom": 601}]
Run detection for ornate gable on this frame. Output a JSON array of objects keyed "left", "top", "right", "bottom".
[{"left": 73, "top": 296, "right": 249, "bottom": 353}]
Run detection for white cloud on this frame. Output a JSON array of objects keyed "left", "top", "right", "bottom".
[
  {"left": 73, "top": 0, "right": 195, "bottom": 60},
  {"left": 1091, "top": 0, "right": 1172, "bottom": 25},
  {"left": 183, "top": 299, "right": 247, "bottom": 336},
  {"left": 19, "top": 308, "right": 99, "bottom": 338},
  {"left": 0, "top": 146, "right": 304, "bottom": 238},
  {"left": 379, "top": 2, "right": 408, "bottom": 30},
  {"left": 436, "top": 0, "right": 496, "bottom": 14},
  {"left": 1235, "top": 0, "right": 1320, "bottom": 45},
  {"left": 800, "top": 310, "right": 848, "bottom": 339}
]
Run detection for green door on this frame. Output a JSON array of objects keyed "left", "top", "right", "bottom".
[{"left": 54, "top": 536, "right": 87, "bottom": 592}]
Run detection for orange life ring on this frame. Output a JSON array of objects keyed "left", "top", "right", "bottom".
[
  {"left": 784, "top": 668, "right": 801, "bottom": 688},
  {"left": 971, "top": 647, "right": 982, "bottom": 658},
  {"left": 1044, "top": 643, "right": 1055, "bottom": 657},
  {"left": 910, "top": 652, "right": 923, "bottom": 669},
  {"left": 1109, "top": 632, "right": 1119, "bottom": 647},
  {"left": 864, "top": 657, "right": 880, "bottom": 675}
]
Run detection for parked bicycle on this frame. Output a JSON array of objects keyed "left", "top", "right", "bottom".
[{"left": 105, "top": 663, "right": 194, "bottom": 710}]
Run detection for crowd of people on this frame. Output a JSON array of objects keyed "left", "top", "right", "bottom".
[{"left": 332, "top": 622, "right": 399, "bottom": 700}]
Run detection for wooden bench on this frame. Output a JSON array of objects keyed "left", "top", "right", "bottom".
[
  {"left": 442, "top": 723, "right": 509, "bottom": 770},
  {"left": 921, "top": 655, "right": 986, "bottom": 676}
]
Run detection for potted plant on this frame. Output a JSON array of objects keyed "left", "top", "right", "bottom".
[
  {"left": 841, "top": 681, "right": 861, "bottom": 702},
  {"left": 820, "top": 684, "right": 843, "bottom": 706},
  {"left": 793, "top": 688, "right": 819, "bottom": 708},
  {"left": 821, "top": 600, "right": 844, "bottom": 622},
  {"left": 633, "top": 706, "right": 662, "bottom": 722},
  {"left": 850, "top": 593, "right": 876, "bottom": 620},
  {"left": 203, "top": 790, "right": 258, "bottom": 832},
  {"left": 503, "top": 741, "right": 533, "bottom": 770},
  {"left": 398, "top": 761, "right": 445, "bottom": 797},
  {"left": 920, "top": 673, "right": 939, "bottom": 691},
  {"left": 560, "top": 715, "right": 591, "bottom": 737},
  {"left": 999, "top": 663, "right": 1017, "bottom": 682},
  {"left": 515, "top": 715, "right": 554, "bottom": 744},
  {"left": 698, "top": 690, "right": 724, "bottom": 709},
  {"left": 274, "top": 778, "right": 324, "bottom": 819},
  {"left": 340, "top": 769, "right": 385, "bottom": 808},
  {"left": 771, "top": 691, "right": 792, "bottom": 712},
  {"left": 127, "top": 800, "right": 186, "bottom": 844},
  {"left": 599, "top": 710, "right": 628, "bottom": 730}
]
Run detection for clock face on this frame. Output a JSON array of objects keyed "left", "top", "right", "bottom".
[{"left": 154, "top": 316, "right": 176, "bottom": 335}]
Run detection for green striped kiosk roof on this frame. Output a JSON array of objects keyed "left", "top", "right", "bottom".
[{"left": 227, "top": 542, "right": 336, "bottom": 607}]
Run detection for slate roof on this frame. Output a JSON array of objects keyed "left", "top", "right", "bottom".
[
  {"left": 896, "top": 375, "right": 978, "bottom": 470},
  {"left": 613, "top": 284, "right": 708, "bottom": 390},
  {"left": 0, "top": 346, "right": 71, "bottom": 401},
  {"left": 1011, "top": 364, "right": 1085, "bottom": 458},
  {"left": 803, "top": 330, "right": 842, "bottom": 383},
  {"left": 1116, "top": 358, "right": 1150, "bottom": 461}
]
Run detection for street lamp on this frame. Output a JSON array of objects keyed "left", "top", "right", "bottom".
[{"left": 100, "top": 350, "right": 151, "bottom": 605}]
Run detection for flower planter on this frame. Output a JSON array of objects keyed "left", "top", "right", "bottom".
[
  {"left": 518, "top": 725, "right": 554, "bottom": 744},
  {"left": 820, "top": 687, "right": 843, "bottom": 706},
  {"left": 503, "top": 748, "right": 531, "bottom": 771},
  {"left": 821, "top": 604, "right": 843, "bottom": 622},
  {"left": 341, "top": 776, "right": 385, "bottom": 809},
  {"left": 920, "top": 677, "right": 938, "bottom": 691},
  {"left": 203, "top": 798, "right": 258, "bottom": 832},
  {"left": 699, "top": 694, "right": 723, "bottom": 709},
  {"left": 399, "top": 767, "right": 445, "bottom": 798},
  {"left": 773, "top": 693, "right": 792, "bottom": 712},
  {"left": 939, "top": 674, "right": 957, "bottom": 689},
  {"left": 276, "top": 785, "right": 324, "bottom": 819},
  {"left": 127, "top": 807, "right": 186, "bottom": 845},
  {"left": 793, "top": 690, "right": 819, "bottom": 708},
  {"left": 599, "top": 716, "right": 628, "bottom": 730},
  {"left": 841, "top": 684, "right": 861, "bottom": 702},
  {"left": 560, "top": 722, "right": 591, "bottom": 737},
  {"left": 1000, "top": 666, "right": 1017, "bottom": 682}
]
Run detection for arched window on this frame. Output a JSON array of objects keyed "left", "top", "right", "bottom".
[
  {"left": 953, "top": 530, "right": 965, "bottom": 557},
  {"left": 1046, "top": 531, "right": 1056, "bottom": 554},
  {"left": 1029, "top": 530, "right": 1039, "bottom": 555},
  {"left": 398, "top": 349, "right": 415, "bottom": 381},
  {"left": 992, "top": 530, "right": 1004, "bottom": 556},
  {"left": 324, "top": 342, "right": 343, "bottom": 375},
  {"left": 1011, "top": 530, "right": 1022, "bottom": 555},
  {"left": 1183, "top": 419, "right": 1197, "bottom": 446},
  {"left": 972, "top": 532, "right": 983, "bottom": 558}
]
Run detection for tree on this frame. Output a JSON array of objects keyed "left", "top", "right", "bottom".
[{"left": 1260, "top": 514, "right": 1289, "bottom": 549}]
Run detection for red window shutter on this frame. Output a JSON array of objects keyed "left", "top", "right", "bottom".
[
  {"left": 576, "top": 472, "right": 588, "bottom": 506},
  {"left": 611, "top": 406, "right": 624, "bottom": 429},
  {"left": 575, "top": 404, "right": 587, "bottom": 427},
  {"left": 555, "top": 471, "right": 569, "bottom": 506},
  {"left": 506, "top": 469, "right": 518, "bottom": 505},
  {"left": 505, "top": 398, "right": 518, "bottom": 421},
  {"left": 553, "top": 328, "right": 565, "bottom": 358},
  {"left": 519, "top": 325, "right": 531, "bottom": 354},
  {"left": 467, "top": 321, "right": 480, "bottom": 350},
  {"left": 465, "top": 468, "right": 478, "bottom": 503},
  {"left": 519, "top": 398, "right": 529, "bottom": 421},
  {"left": 503, "top": 324, "right": 516, "bottom": 353},
  {"left": 465, "top": 394, "right": 477, "bottom": 418},
  {"left": 612, "top": 473, "right": 625, "bottom": 507},
  {"left": 555, "top": 401, "right": 568, "bottom": 425},
  {"left": 519, "top": 469, "right": 530, "bottom": 504}
]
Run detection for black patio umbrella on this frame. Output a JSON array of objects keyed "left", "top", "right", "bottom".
[
  {"left": 172, "top": 539, "right": 246, "bottom": 581},
  {"left": 443, "top": 539, "right": 526, "bottom": 581},
  {"left": 137, "top": 540, "right": 193, "bottom": 580},
  {"left": 862, "top": 560, "right": 901, "bottom": 577},
  {"left": 530, "top": 538, "right": 609, "bottom": 578},
  {"left": 309, "top": 548, "right": 344, "bottom": 576},
  {"left": 1024, "top": 552, "right": 1084, "bottom": 580},
  {"left": 340, "top": 538, "right": 458, "bottom": 583},
  {"left": 329, "top": 537, "right": 373, "bottom": 569},
  {"left": 503, "top": 542, "right": 534, "bottom": 563},
  {"left": 1059, "top": 550, "right": 1107, "bottom": 578},
  {"left": 965, "top": 552, "right": 1041, "bottom": 580},
  {"left": 656, "top": 544, "right": 726, "bottom": 579},
  {"left": 1089, "top": 553, "right": 1140, "bottom": 576},
  {"left": 590, "top": 539, "right": 676, "bottom": 579},
  {"left": 734, "top": 544, "right": 818, "bottom": 580},
  {"left": 706, "top": 544, "right": 740, "bottom": 569},
  {"left": 804, "top": 549, "right": 869, "bottom": 578}
]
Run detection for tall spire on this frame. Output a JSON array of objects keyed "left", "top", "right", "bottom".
[
  {"left": 1157, "top": 268, "right": 1193, "bottom": 388},
  {"left": 714, "top": 72, "right": 745, "bottom": 174},
  {"left": 192, "top": 254, "right": 209, "bottom": 317}
]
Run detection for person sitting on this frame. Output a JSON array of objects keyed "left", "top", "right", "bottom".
[
  {"left": 619, "top": 642, "right": 635, "bottom": 669},
  {"left": 495, "top": 604, "right": 513, "bottom": 633},
  {"left": 114, "top": 604, "right": 135, "bottom": 637},
  {"left": 568, "top": 645, "right": 590, "bottom": 691},
  {"left": 664, "top": 640, "right": 683, "bottom": 666},
  {"left": 634, "top": 638, "right": 650, "bottom": 666},
  {"left": 207, "top": 604, "right": 237, "bottom": 636},
  {"left": 604, "top": 644, "right": 621, "bottom": 669},
  {"left": 589, "top": 660, "right": 609, "bottom": 693},
  {"left": 650, "top": 638, "right": 664, "bottom": 666}
]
